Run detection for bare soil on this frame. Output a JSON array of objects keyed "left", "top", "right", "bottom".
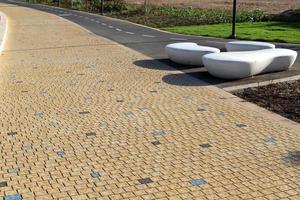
[
  {"left": 233, "top": 80, "right": 300, "bottom": 123},
  {"left": 126, "top": 0, "right": 300, "bottom": 14}
]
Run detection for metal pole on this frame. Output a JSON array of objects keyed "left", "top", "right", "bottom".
[{"left": 231, "top": 0, "right": 237, "bottom": 39}]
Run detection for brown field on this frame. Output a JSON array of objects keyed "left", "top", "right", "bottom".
[{"left": 125, "top": 0, "right": 300, "bottom": 14}]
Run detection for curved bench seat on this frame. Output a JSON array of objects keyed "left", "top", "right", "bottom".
[
  {"left": 165, "top": 42, "right": 220, "bottom": 66},
  {"left": 226, "top": 41, "right": 275, "bottom": 52},
  {"left": 203, "top": 49, "right": 297, "bottom": 79}
]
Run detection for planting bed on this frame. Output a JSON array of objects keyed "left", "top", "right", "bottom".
[
  {"left": 233, "top": 80, "right": 300, "bottom": 123},
  {"left": 126, "top": 0, "right": 300, "bottom": 14}
]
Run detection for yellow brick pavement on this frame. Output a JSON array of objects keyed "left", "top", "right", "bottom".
[{"left": 0, "top": 3, "right": 299, "bottom": 200}]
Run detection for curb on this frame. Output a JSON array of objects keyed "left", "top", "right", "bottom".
[
  {"left": 223, "top": 74, "right": 300, "bottom": 92},
  {"left": 0, "top": 11, "right": 8, "bottom": 55}
]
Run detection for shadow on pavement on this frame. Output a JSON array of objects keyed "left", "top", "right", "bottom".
[
  {"left": 162, "top": 73, "right": 210, "bottom": 86},
  {"left": 134, "top": 59, "right": 201, "bottom": 71},
  {"left": 134, "top": 58, "right": 228, "bottom": 86},
  {"left": 162, "top": 72, "right": 227, "bottom": 86}
]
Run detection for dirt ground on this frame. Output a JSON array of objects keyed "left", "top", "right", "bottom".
[
  {"left": 125, "top": 0, "right": 300, "bottom": 14},
  {"left": 233, "top": 80, "right": 300, "bottom": 123}
]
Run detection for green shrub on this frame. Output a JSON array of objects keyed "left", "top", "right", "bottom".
[
  {"left": 89, "top": 0, "right": 102, "bottom": 12},
  {"left": 60, "top": 0, "right": 72, "bottom": 8},
  {"left": 237, "top": 9, "right": 265, "bottom": 23},
  {"left": 71, "top": 0, "right": 84, "bottom": 10},
  {"left": 103, "top": 0, "right": 126, "bottom": 12},
  {"left": 150, "top": 6, "right": 265, "bottom": 25}
]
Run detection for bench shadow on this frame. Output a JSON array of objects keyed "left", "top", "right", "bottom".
[
  {"left": 162, "top": 71, "right": 227, "bottom": 86},
  {"left": 134, "top": 58, "right": 228, "bottom": 86},
  {"left": 133, "top": 59, "right": 201, "bottom": 71}
]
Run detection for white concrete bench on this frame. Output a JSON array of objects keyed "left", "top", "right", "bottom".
[
  {"left": 165, "top": 42, "right": 220, "bottom": 66},
  {"left": 203, "top": 49, "right": 297, "bottom": 79},
  {"left": 226, "top": 41, "right": 275, "bottom": 52}
]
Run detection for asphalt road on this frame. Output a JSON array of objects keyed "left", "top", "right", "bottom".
[{"left": 2, "top": 0, "right": 300, "bottom": 89}]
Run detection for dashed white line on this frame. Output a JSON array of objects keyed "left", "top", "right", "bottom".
[
  {"left": 170, "top": 38, "right": 188, "bottom": 41},
  {"left": 115, "top": 28, "right": 122, "bottom": 32},
  {"left": 125, "top": 32, "right": 135, "bottom": 35},
  {"left": 102, "top": 23, "right": 107, "bottom": 26},
  {"left": 90, "top": 19, "right": 95, "bottom": 21},
  {"left": 206, "top": 40, "right": 225, "bottom": 44},
  {"left": 142, "top": 34, "right": 155, "bottom": 38},
  {"left": 96, "top": 21, "right": 100, "bottom": 23},
  {"left": 58, "top": 13, "right": 72, "bottom": 17},
  {"left": 108, "top": 26, "right": 114, "bottom": 28}
]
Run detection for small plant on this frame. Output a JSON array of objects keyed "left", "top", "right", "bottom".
[
  {"left": 60, "top": 0, "right": 72, "bottom": 8},
  {"left": 89, "top": 0, "right": 102, "bottom": 12},
  {"left": 103, "top": 0, "right": 126, "bottom": 13},
  {"left": 72, "top": 0, "right": 84, "bottom": 10}
]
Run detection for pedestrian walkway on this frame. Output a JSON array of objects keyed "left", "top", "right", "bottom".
[{"left": 0, "top": 3, "right": 299, "bottom": 200}]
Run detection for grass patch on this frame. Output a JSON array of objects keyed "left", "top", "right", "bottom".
[{"left": 164, "top": 22, "right": 300, "bottom": 44}]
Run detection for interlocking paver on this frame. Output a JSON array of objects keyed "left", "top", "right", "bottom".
[{"left": 0, "top": 2, "right": 299, "bottom": 200}]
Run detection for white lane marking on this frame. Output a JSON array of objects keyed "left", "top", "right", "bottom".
[
  {"left": 115, "top": 28, "right": 122, "bottom": 32},
  {"left": 85, "top": 17, "right": 89, "bottom": 20},
  {"left": 206, "top": 40, "right": 225, "bottom": 44},
  {"left": 90, "top": 19, "right": 95, "bottom": 21},
  {"left": 142, "top": 34, "right": 155, "bottom": 38},
  {"left": 96, "top": 21, "right": 100, "bottom": 23},
  {"left": 79, "top": 16, "right": 83, "bottom": 18},
  {"left": 74, "top": 14, "right": 77, "bottom": 16},
  {"left": 170, "top": 38, "right": 187, "bottom": 41},
  {"left": 125, "top": 32, "right": 135, "bottom": 35},
  {"left": 58, "top": 13, "right": 93, "bottom": 34},
  {"left": 58, "top": 13, "right": 72, "bottom": 17},
  {"left": 102, "top": 23, "right": 107, "bottom": 26},
  {"left": 108, "top": 26, "right": 114, "bottom": 28}
]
